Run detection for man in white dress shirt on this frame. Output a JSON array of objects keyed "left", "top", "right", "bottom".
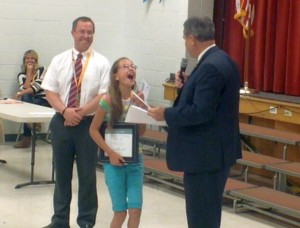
[{"left": 42, "top": 16, "right": 110, "bottom": 228}]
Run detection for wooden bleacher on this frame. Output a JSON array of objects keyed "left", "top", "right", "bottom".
[
  {"left": 237, "top": 150, "right": 290, "bottom": 185},
  {"left": 141, "top": 123, "right": 300, "bottom": 227},
  {"left": 228, "top": 187, "right": 300, "bottom": 227},
  {"left": 223, "top": 178, "right": 258, "bottom": 201},
  {"left": 237, "top": 152, "right": 300, "bottom": 192},
  {"left": 141, "top": 124, "right": 300, "bottom": 187},
  {"left": 143, "top": 155, "right": 300, "bottom": 227},
  {"left": 239, "top": 122, "right": 300, "bottom": 159},
  {"left": 140, "top": 129, "right": 167, "bottom": 157},
  {"left": 264, "top": 162, "right": 300, "bottom": 191},
  {"left": 144, "top": 156, "right": 183, "bottom": 190},
  {"left": 239, "top": 122, "right": 300, "bottom": 191},
  {"left": 141, "top": 123, "right": 300, "bottom": 158}
]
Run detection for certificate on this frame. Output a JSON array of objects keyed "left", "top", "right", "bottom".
[{"left": 98, "top": 122, "right": 139, "bottom": 163}]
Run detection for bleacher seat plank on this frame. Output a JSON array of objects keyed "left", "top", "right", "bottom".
[
  {"left": 140, "top": 129, "right": 167, "bottom": 156},
  {"left": 237, "top": 150, "right": 290, "bottom": 169},
  {"left": 237, "top": 150, "right": 291, "bottom": 183},
  {"left": 224, "top": 178, "right": 257, "bottom": 192},
  {"left": 144, "top": 156, "right": 183, "bottom": 180},
  {"left": 239, "top": 122, "right": 300, "bottom": 146},
  {"left": 143, "top": 157, "right": 183, "bottom": 190},
  {"left": 265, "top": 162, "right": 300, "bottom": 179},
  {"left": 229, "top": 186, "right": 300, "bottom": 226},
  {"left": 265, "top": 162, "right": 300, "bottom": 190},
  {"left": 223, "top": 178, "right": 258, "bottom": 201},
  {"left": 144, "top": 158, "right": 256, "bottom": 193},
  {"left": 141, "top": 129, "right": 167, "bottom": 144}
]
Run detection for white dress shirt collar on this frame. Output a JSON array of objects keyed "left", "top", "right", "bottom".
[
  {"left": 72, "top": 48, "right": 90, "bottom": 59},
  {"left": 197, "top": 44, "right": 216, "bottom": 62}
]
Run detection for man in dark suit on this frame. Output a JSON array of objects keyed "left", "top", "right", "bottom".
[{"left": 148, "top": 16, "right": 241, "bottom": 228}]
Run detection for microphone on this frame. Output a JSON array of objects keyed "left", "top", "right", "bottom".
[{"left": 177, "top": 58, "right": 188, "bottom": 94}]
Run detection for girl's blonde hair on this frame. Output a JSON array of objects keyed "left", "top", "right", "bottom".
[
  {"left": 108, "top": 57, "right": 137, "bottom": 127},
  {"left": 108, "top": 57, "right": 128, "bottom": 127}
]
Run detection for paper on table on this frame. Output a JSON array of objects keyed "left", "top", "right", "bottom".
[
  {"left": 125, "top": 105, "right": 167, "bottom": 126},
  {"left": 0, "top": 99, "right": 22, "bottom": 104},
  {"left": 29, "top": 112, "right": 55, "bottom": 115}
]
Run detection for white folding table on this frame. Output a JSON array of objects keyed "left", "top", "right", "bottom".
[{"left": 0, "top": 99, "right": 55, "bottom": 188}]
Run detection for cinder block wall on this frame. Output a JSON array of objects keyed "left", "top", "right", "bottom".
[{"left": 0, "top": 0, "right": 213, "bottom": 135}]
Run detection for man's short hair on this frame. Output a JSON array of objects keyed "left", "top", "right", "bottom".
[
  {"left": 183, "top": 16, "right": 215, "bottom": 42},
  {"left": 72, "top": 16, "right": 95, "bottom": 33}
]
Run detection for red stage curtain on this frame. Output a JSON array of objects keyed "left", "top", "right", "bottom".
[{"left": 214, "top": 0, "right": 300, "bottom": 96}]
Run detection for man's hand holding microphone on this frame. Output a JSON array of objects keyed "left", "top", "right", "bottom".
[{"left": 176, "top": 58, "right": 188, "bottom": 92}]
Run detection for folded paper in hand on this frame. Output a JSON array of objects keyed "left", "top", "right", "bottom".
[{"left": 125, "top": 105, "right": 167, "bottom": 126}]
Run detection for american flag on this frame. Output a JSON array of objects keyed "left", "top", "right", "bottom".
[{"left": 234, "top": 0, "right": 255, "bottom": 39}]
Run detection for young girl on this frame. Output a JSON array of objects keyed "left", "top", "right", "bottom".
[{"left": 89, "top": 57, "right": 146, "bottom": 228}]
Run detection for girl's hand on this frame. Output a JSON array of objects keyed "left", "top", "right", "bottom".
[
  {"left": 132, "top": 91, "right": 149, "bottom": 110},
  {"left": 109, "top": 151, "right": 126, "bottom": 166},
  {"left": 26, "top": 63, "right": 34, "bottom": 70}
]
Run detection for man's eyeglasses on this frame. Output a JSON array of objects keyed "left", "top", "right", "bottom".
[
  {"left": 75, "top": 30, "right": 94, "bottom": 37},
  {"left": 120, "top": 64, "right": 137, "bottom": 70}
]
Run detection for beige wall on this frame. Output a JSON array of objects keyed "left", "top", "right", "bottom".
[{"left": 0, "top": 0, "right": 214, "bottom": 134}]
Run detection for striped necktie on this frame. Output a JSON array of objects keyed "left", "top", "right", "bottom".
[{"left": 67, "top": 53, "right": 82, "bottom": 107}]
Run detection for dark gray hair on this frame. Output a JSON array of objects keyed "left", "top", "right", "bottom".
[{"left": 183, "top": 16, "right": 215, "bottom": 42}]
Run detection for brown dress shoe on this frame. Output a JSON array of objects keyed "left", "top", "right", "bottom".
[
  {"left": 26, "top": 123, "right": 41, "bottom": 132},
  {"left": 35, "top": 123, "right": 41, "bottom": 132},
  {"left": 14, "top": 136, "right": 31, "bottom": 148}
]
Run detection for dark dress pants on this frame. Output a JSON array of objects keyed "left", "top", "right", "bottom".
[
  {"left": 49, "top": 113, "right": 98, "bottom": 228},
  {"left": 184, "top": 167, "right": 230, "bottom": 228}
]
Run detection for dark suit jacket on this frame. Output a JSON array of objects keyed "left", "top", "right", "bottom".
[{"left": 164, "top": 46, "right": 242, "bottom": 173}]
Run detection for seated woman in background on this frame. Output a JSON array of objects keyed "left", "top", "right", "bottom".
[{"left": 13, "top": 49, "right": 50, "bottom": 148}]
